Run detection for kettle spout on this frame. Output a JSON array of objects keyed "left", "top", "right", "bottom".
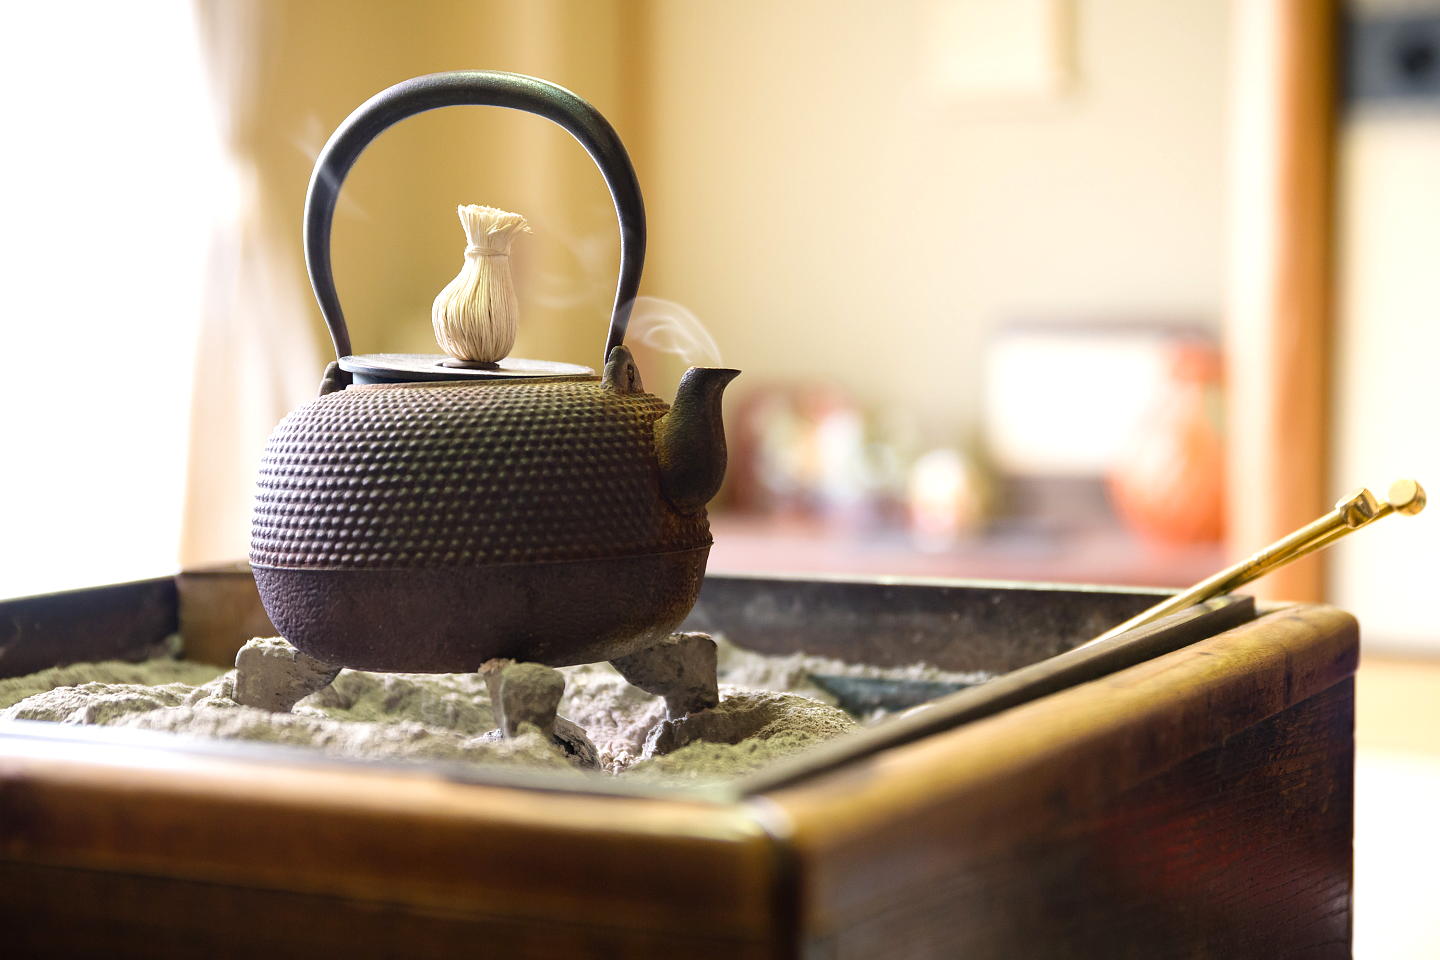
[{"left": 655, "top": 366, "right": 741, "bottom": 515}]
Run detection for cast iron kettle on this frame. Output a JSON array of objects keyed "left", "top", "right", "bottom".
[{"left": 250, "top": 72, "right": 739, "bottom": 672}]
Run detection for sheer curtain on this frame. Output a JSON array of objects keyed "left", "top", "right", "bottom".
[
  {"left": 0, "top": 2, "right": 322, "bottom": 596},
  {"left": 0, "top": 1, "right": 650, "bottom": 597},
  {"left": 0, "top": 3, "right": 224, "bottom": 596},
  {"left": 179, "top": 1, "right": 321, "bottom": 570}
]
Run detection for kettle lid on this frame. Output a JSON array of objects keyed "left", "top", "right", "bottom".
[{"left": 338, "top": 353, "right": 593, "bottom": 386}]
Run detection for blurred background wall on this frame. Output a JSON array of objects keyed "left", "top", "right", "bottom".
[
  {"left": 1334, "top": 1, "right": 1440, "bottom": 653},
  {"left": 172, "top": 0, "right": 1236, "bottom": 588},
  {"left": 639, "top": 0, "right": 1227, "bottom": 430},
  {"left": 3, "top": 0, "right": 1435, "bottom": 655},
  {"left": 178, "top": 0, "right": 647, "bottom": 566},
  {"left": 215, "top": 0, "right": 1227, "bottom": 426},
  {"left": 220, "top": 0, "right": 644, "bottom": 370},
  {"left": 1, "top": 6, "right": 1435, "bottom": 952}
]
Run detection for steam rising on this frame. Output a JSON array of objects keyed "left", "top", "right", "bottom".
[
  {"left": 532, "top": 227, "right": 612, "bottom": 309},
  {"left": 522, "top": 222, "right": 721, "bottom": 368},
  {"left": 627, "top": 296, "right": 722, "bottom": 367}
]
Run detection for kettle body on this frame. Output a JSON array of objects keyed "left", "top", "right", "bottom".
[{"left": 250, "top": 72, "right": 736, "bottom": 671}]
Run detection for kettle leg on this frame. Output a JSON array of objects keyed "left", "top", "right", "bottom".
[
  {"left": 233, "top": 637, "right": 341, "bottom": 712},
  {"left": 610, "top": 632, "right": 720, "bottom": 721},
  {"left": 479, "top": 659, "right": 599, "bottom": 768}
]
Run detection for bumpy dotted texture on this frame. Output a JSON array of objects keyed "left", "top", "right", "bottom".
[{"left": 251, "top": 379, "right": 711, "bottom": 569}]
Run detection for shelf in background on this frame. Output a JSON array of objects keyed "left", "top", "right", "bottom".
[{"left": 707, "top": 513, "right": 1226, "bottom": 589}]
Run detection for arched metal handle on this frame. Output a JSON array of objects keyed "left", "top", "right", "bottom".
[{"left": 303, "top": 71, "right": 646, "bottom": 368}]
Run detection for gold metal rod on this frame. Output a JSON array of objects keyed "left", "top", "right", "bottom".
[
  {"left": 1081, "top": 479, "right": 1425, "bottom": 649},
  {"left": 1235, "top": 476, "right": 1424, "bottom": 585},
  {"left": 1082, "top": 505, "right": 1355, "bottom": 648},
  {"left": 1222, "top": 478, "right": 1422, "bottom": 593},
  {"left": 1227, "top": 509, "right": 1378, "bottom": 590}
]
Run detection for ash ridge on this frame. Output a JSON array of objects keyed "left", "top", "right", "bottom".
[{"left": 0, "top": 638, "right": 942, "bottom": 782}]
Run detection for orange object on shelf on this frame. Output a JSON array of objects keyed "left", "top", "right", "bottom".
[{"left": 1108, "top": 342, "right": 1225, "bottom": 545}]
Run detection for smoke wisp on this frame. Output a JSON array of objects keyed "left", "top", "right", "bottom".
[{"left": 627, "top": 296, "right": 722, "bottom": 367}]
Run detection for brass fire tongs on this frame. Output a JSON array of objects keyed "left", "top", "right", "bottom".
[
  {"left": 812, "top": 479, "right": 1425, "bottom": 715},
  {"left": 1081, "top": 477, "right": 1427, "bottom": 649}
]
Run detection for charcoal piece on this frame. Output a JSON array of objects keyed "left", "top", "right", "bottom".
[
  {"left": 481, "top": 659, "right": 565, "bottom": 740},
  {"left": 552, "top": 716, "right": 600, "bottom": 769},
  {"left": 807, "top": 674, "right": 982, "bottom": 714},
  {"left": 611, "top": 631, "right": 720, "bottom": 720},
  {"left": 233, "top": 637, "right": 340, "bottom": 712}
]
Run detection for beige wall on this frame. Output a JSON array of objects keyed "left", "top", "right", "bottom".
[
  {"left": 228, "top": 0, "right": 643, "bottom": 375},
  {"left": 243, "top": 0, "right": 1229, "bottom": 432},
  {"left": 639, "top": 0, "right": 1229, "bottom": 438},
  {"left": 1328, "top": 0, "right": 1440, "bottom": 652},
  {"left": 182, "top": 0, "right": 645, "bottom": 566},
  {"left": 190, "top": 0, "right": 1231, "bottom": 564},
  {"left": 1333, "top": 114, "right": 1440, "bottom": 652}
]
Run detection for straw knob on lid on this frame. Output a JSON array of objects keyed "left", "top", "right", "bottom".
[{"left": 431, "top": 204, "right": 531, "bottom": 366}]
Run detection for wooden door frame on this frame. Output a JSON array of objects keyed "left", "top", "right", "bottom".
[{"left": 1225, "top": 0, "right": 1337, "bottom": 602}]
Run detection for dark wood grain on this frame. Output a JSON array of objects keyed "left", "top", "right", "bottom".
[
  {"left": 0, "top": 735, "right": 787, "bottom": 954},
  {"left": 0, "top": 860, "right": 780, "bottom": 959},
  {"left": 0, "top": 578, "right": 176, "bottom": 679},
  {"left": 176, "top": 564, "right": 277, "bottom": 667},
  {"left": 689, "top": 573, "right": 1177, "bottom": 672},
  {"left": 765, "top": 604, "right": 1357, "bottom": 958},
  {"left": 801, "top": 682, "right": 1352, "bottom": 959}
]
